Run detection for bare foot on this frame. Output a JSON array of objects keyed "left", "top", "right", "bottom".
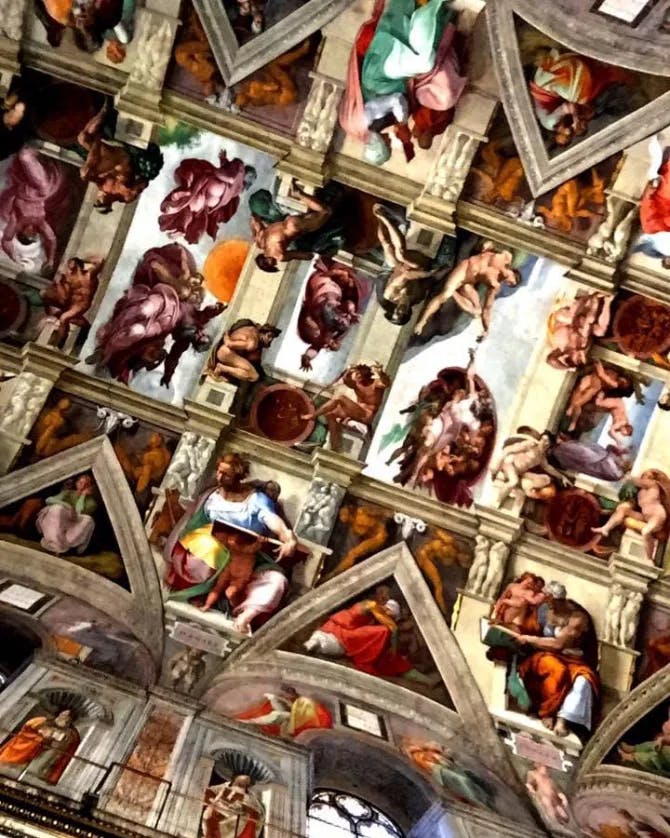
[
  {"left": 541, "top": 717, "right": 555, "bottom": 731},
  {"left": 591, "top": 525, "right": 608, "bottom": 535}
]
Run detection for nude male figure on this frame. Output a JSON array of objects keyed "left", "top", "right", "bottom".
[
  {"left": 492, "top": 431, "right": 569, "bottom": 503},
  {"left": 373, "top": 203, "right": 444, "bottom": 324},
  {"left": 414, "top": 245, "right": 520, "bottom": 338},
  {"left": 209, "top": 320, "right": 280, "bottom": 383},
  {"left": 251, "top": 181, "right": 332, "bottom": 272},
  {"left": 41, "top": 257, "right": 101, "bottom": 344},
  {"left": 77, "top": 106, "right": 148, "bottom": 212},
  {"left": 302, "top": 363, "right": 390, "bottom": 451},
  {"left": 593, "top": 469, "right": 670, "bottom": 560}
]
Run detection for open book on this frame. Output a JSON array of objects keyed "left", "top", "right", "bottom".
[{"left": 480, "top": 618, "right": 520, "bottom": 651}]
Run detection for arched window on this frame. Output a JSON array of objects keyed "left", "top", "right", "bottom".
[{"left": 308, "top": 790, "right": 405, "bottom": 838}]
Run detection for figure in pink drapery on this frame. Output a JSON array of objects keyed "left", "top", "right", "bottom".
[
  {"left": 87, "top": 243, "right": 223, "bottom": 386},
  {"left": 0, "top": 147, "right": 69, "bottom": 271},
  {"left": 158, "top": 151, "right": 257, "bottom": 245},
  {"left": 339, "top": 0, "right": 386, "bottom": 144}
]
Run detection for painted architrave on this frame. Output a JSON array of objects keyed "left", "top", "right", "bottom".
[
  {"left": 577, "top": 664, "right": 670, "bottom": 778},
  {"left": 0, "top": 437, "right": 164, "bottom": 665},
  {"left": 192, "top": 0, "right": 354, "bottom": 86},
  {"left": 486, "top": 0, "right": 670, "bottom": 196},
  {"left": 221, "top": 541, "right": 526, "bottom": 794}
]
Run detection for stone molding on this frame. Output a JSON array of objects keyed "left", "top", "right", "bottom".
[
  {"left": 487, "top": 0, "right": 670, "bottom": 196},
  {"left": 193, "top": 0, "right": 354, "bottom": 86}
]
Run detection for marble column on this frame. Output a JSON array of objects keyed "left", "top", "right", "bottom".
[{"left": 0, "top": 346, "right": 73, "bottom": 474}]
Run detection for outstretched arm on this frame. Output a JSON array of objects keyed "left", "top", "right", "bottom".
[{"left": 373, "top": 206, "right": 417, "bottom": 267}]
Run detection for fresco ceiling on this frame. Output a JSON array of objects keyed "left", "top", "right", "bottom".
[{"left": 0, "top": 1, "right": 669, "bottom": 837}]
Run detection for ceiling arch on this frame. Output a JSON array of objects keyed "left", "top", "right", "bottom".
[
  {"left": 214, "top": 541, "right": 525, "bottom": 794},
  {"left": 0, "top": 437, "right": 164, "bottom": 666}
]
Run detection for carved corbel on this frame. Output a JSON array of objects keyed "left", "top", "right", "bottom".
[
  {"left": 0, "top": 0, "right": 28, "bottom": 85},
  {"left": 278, "top": 72, "right": 345, "bottom": 186},
  {"left": 409, "top": 124, "right": 487, "bottom": 235}
]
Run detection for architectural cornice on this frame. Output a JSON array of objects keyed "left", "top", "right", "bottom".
[{"left": 12, "top": 43, "right": 670, "bottom": 308}]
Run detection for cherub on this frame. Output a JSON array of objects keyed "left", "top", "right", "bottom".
[
  {"left": 372, "top": 204, "right": 445, "bottom": 325},
  {"left": 491, "top": 428, "right": 570, "bottom": 503},
  {"left": 526, "top": 763, "right": 571, "bottom": 825},
  {"left": 302, "top": 363, "right": 390, "bottom": 452},
  {"left": 592, "top": 470, "right": 670, "bottom": 560},
  {"left": 237, "top": 0, "right": 264, "bottom": 34},
  {"left": 298, "top": 483, "right": 339, "bottom": 543},
  {"left": 492, "top": 572, "right": 546, "bottom": 630},
  {"left": 565, "top": 360, "right": 632, "bottom": 433},
  {"left": 414, "top": 243, "right": 520, "bottom": 338}
]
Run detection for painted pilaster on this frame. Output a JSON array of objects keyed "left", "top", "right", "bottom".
[
  {"left": 279, "top": 72, "right": 345, "bottom": 186},
  {"left": 293, "top": 449, "right": 362, "bottom": 588},
  {"left": 600, "top": 555, "right": 663, "bottom": 696},
  {"left": 114, "top": 5, "right": 181, "bottom": 145},
  {"left": 0, "top": 0, "right": 27, "bottom": 88},
  {"left": 0, "top": 346, "right": 73, "bottom": 474}
]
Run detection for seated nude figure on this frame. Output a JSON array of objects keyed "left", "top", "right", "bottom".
[
  {"left": 593, "top": 470, "right": 670, "bottom": 560},
  {"left": 373, "top": 204, "right": 445, "bottom": 324},
  {"left": 565, "top": 360, "right": 632, "bottom": 436},
  {"left": 302, "top": 363, "right": 390, "bottom": 452},
  {"left": 208, "top": 320, "right": 280, "bottom": 383},
  {"left": 546, "top": 292, "right": 612, "bottom": 370},
  {"left": 234, "top": 40, "right": 311, "bottom": 109},
  {"left": 251, "top": 181, "right": 332, "bottom": 272},
  {"left": 493, "top": 572, "right": 546, "bottom": 631},
  {"left": 40, "top": 257, "right": 101, "bottom": 344},
  {"left": 492, "top": 429, "right": 569, "bottom": 503},
  {"left": 414, "top": 244, "right": 520, "bottom": 338},
  {"left": 77, "top": 106, "right": 161, "bottom": 212}
]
